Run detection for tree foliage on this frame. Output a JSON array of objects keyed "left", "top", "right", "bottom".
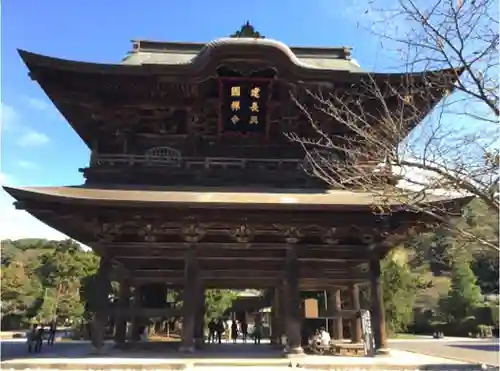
[
  {"left": 1, "top": 239, "right": 98, "bottom": 328},
  {"left": 205, "top": 289, "right": 239, "bottom": 322},
  {"left": 439, "top": 255, "right": 483, "bottom": 322},
  {"left": 287, "top": 0, "right": 498, "bottom": 252},
  {"left": 381, "top": 249, "right": 428, "bottom": 334}
]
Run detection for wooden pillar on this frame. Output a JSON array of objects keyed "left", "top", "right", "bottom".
[
  {"left": 327, "top": 288, "right": 343, "bottom": 340},
  {"left": 270, "top": 289, "right": 277, "bottom": 344},
  {"left": 349, "top": 283, "right": 362, "bottom": 343},
  {"left": 91, "top": 256, "right": 112, "bottom": 351},
  {"left": 194, "top": 284, "right": 205, "bottom": 348},
  {"left": 114, "top": 279, "right": 130, "bottom": 345},
  {"left": 370, "top": 257, "right": 389, "bottom": 353},
  {"left": 274, "top": 286, "right": 285, "bottom": 345},
  {"left": 180, "top": 248, "right": 198, "bottom": 353},
  {"left": 285, "top": 246, "right": 303, "bottom": 354},
  {"left": 131, "top": 285, "right": 142, "bottom": 341}
]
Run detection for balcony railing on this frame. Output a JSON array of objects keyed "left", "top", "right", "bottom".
[{"left": 91, "top": 153, "right": 305, "bottom": 171}]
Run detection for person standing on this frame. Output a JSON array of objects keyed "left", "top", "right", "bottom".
[
  {"left": 35, "top": 325, "right": 45, "bottom": 353},
  {"left": 27, "top": 324, "right": 37, "bottom": 353},
  {"left": 208, "top": 318, "right": 216, "bottom": 343},
  {"left": 47, "top": 322, "right": 57, "bottom": 346},
  {"left": 253, "top": 321, "right": 262, "bottom": 345},
  {"left": 215, "top": 318, "right": 224, "bottom": 344},
  {"left": 241, "top": 320, "right": 248, "bottom": 343},
  {"left": 231, "top": 321, "right": 238, "bottom": 343}
]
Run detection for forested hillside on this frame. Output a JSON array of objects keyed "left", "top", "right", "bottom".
[{"left": 1, "top": 199, "right": 498, "bottom": 335}]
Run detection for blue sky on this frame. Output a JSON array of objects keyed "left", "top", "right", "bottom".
[{"left": 0, "top": 0, "right": 400, "bottom": 240}]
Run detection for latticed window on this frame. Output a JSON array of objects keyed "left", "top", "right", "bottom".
[{"left": 145, "top": 146, "right": 182, "bottom": 165}]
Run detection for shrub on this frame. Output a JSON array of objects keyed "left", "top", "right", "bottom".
[
  {"left": 474, "top": 306, "right": 495, "bottom": 325},
  {"left": 490, "top": 305, "right": 499, "bottom": 326},
  {"left": 408, "top": 309, "right": 435, "bottom": 334},
  {"left": 477, "top": 324, "right": 493, "bottom": 338}
]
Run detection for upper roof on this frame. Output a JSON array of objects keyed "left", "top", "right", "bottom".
[
  {"left": 16, "top": 23, "right": 463, "bottom": 149},
  {"left": 120, "top": 38, "right": 363, "bottom": 72},
  {"left": 3, "top": 185, "right": 472, "bottom": 212}
]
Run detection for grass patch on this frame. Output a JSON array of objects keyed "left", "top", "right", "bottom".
[{"left": 392, "top": 333, "right": 421, "bottom": 339}]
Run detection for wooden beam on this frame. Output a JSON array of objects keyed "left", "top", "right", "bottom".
[
  {"left": 102, "top": 242, "right": 372, "bottom": 252},
  {"left": 109, "top": 307, "right": 181, "bottom": 318},
  {"left": 26, "top": 205, "right": 402, "bottom": 225},
  {"left": 119, "top": 259, "right": 361, "bottom": 271},
  {"left": 131, "top": 269, "right": 369, "bottom": 280},
  {"left": 129, "top": 277, "right": 368, "bottom": 288},
  {"left": 108, "top": 246, "right": 370, "bottom": 261}
]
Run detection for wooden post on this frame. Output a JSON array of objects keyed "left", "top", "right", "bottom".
[
  {"left": 194, "top": 284, "right": 205, "bottom": 348},
  {"left": 274, "top": 286, "right": 285, "bottom": 345},
  {"left": 370, "top": 257, "right": 389, "bottom": 354},
  {"left": 285, "top": 246, "right": 303, "bottom": 354},
  {"left": 349, "top": 283, "right": 362, "bottom": 343},
  {"left": 180, "top": 248, "right": 198, "bottom": 353},
  {"left": 131, "top": 285, "right": 142, "bottom": 341},
  {"left": 91, "top": 257, "right": 112, "bottom": 351},
  {"left": 327, "top": 288, "right": 343, "bottom": 340},
  {"left": 114, "top": 279, "right": 130, "bottom": 344},
  {"left": 270, "top": 288, "right": 277, "bottom": 344}
]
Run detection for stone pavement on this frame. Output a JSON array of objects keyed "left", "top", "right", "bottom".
[
  {"left": 390, "top": 338, "right": 499, "bottom": 367},
  {"left": 1, "top": 341, "right": 490, "bottom": 370},
  {"left": 0, "top": 339, "right": 94, "bottom": 361}
]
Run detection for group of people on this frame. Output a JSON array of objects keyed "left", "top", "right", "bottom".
[
  {"left": 310, "top": 327, "right": 331, "bottom": 347},
  {"left": 207, "top": 318, "right": 263, "bottom": 344},
  {"left": 207, "top": 318, "right": 226, "bottom": 343},
  {"left": 27, "top": 323, "right": 57, "bottom": 353}
]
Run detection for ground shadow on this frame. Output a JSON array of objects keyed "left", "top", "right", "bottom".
[
  {"left": 0, "top": 340, "right": 286, "bottom": 361},
  {"left": 449, "top": 343, "right": 499, "bottom": 352},
  {"left": 107, "top": 341, "right": 287, "bottom": 359}
]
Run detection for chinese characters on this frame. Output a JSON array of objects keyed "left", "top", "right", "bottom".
[
  {"left": 248, "top": 86, "right": 260, "bottom": 125},
  {"left": 229, "top": 84, "right": 262, "bottom": 126},
  {"left": 220, "top": 78, "right": 270, "bottom": 134},
  {"left": 230, "top": 86, "right": 241, "bottom": 124}
]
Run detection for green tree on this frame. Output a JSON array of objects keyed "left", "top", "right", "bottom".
[
  {"left": 1, "top": 260, "right": 42, "bottom": 320},
  {"left": 34, "top": 240, "right": 98, "bottom": 323},
  {"left": 205, "top": 290, "right": 239, "bottom": 322},
  {"left": 439, "top": 256, "right": 483, "bottom": 322},
  {"left": 381, "top": 250, "right": 426, "bottom": 334}
]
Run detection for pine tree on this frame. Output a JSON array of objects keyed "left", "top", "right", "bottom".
[
  {"left": 381, "top": 249, "right": 425, "bottom": 334},
  {"left": 440, "top": 255, "right": 483, "bottom": 321}
]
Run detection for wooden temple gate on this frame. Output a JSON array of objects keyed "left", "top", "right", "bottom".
[
  {"left": 5, "top": 23, "right": 469, "bottom": 355},
  {"left": 6, "top": 191, "right": 466, "bottom": 354}
]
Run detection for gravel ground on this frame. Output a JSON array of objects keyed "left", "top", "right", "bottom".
[{"left": 390, "top": 339, "right": 499, "bottom": 366}]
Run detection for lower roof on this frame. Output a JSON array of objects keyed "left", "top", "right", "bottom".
[{"left": 3, "top": 185, "right": 472, "bottom": 211}]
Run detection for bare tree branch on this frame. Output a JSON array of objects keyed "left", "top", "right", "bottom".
[{"left": 286, "top": 0, "right": 499, "bottom": 251}]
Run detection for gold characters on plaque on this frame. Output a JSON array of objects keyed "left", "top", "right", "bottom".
[
  {"left": 230, "top": 85, "right": 241, "bottom": 124},
  {"left": 226, "top": 83, "right": 264, "bottom": 127},
  {"left": 231, "top": 100, "right": 241, "bottom": 111},
  {"left": 250, "top": 101, "right": 259, "bottom": 113},
  {"left": 250, "top": 86, "right": 260, "bottom": 99},
  {"left": 231, "top": 86, "right": 241, "bottom": 97},
  {"left": 249, "top": 85, "right": 261, "bottom": 125}
]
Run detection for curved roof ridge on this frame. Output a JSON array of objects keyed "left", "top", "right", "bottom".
[
  {"left": 198, "top": 37, "right": 346, "bottom": 71},
  {"left": 126, "top": 37, "right": 363, "bottom": 71}
]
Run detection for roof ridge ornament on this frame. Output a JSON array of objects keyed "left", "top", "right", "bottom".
[{"left": 230, "top": 21, "right": 265, "bottom": 39}]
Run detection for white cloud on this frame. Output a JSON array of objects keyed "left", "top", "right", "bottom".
[
  {"left": 0, "top": 173, "right": 70, "bottom": 241},
  {"left": 26, "top": 97, "right": 51, "bottom": 112},
  {"left": 394, "top": 164, "right": 468, "bottom": 197},
  {"left": 0, "top": 171, "right": 15, "bottom": 185},
  {"left": 1, "top": 102, "right": 51, "bottom": 147},
  {"left": 0, "top": 103, "right": 20, "bottom": 132},
  {"left": 17, "top": 160, "right": 38, "bottom": 169},
  {"left": 17, "top": 130, "right": 50, "bottom": 147}
]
